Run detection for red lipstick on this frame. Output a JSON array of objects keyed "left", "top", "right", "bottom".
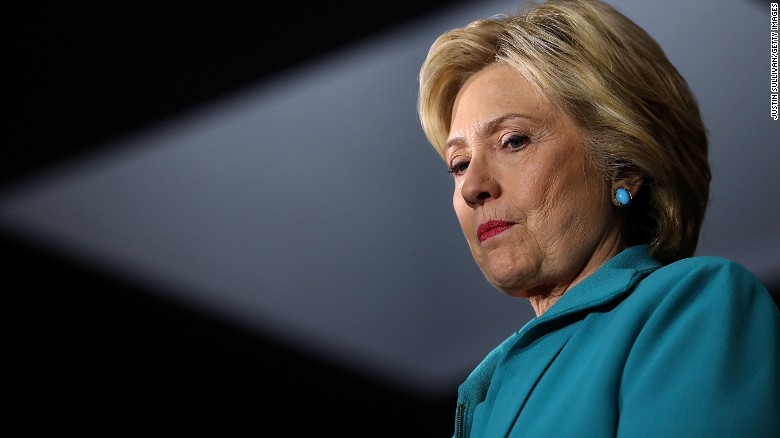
[{"left": 477, "top": 220, "right": 514, "bottom": 242}]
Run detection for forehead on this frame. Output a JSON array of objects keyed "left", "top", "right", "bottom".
[{"left": 449, "top": 63, "right": 556, "bottom": 136}]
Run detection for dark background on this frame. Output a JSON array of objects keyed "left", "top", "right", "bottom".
[{"left": 5, "top": 2, "right": 473, "bottom": 434}]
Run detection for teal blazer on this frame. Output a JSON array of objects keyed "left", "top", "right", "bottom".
[{"left": 455, "top": 245, "right": 780, "bottom": 437}]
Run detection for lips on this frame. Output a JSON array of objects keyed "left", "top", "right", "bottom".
[{"left": 477, "top": 220, "right": 514, "bottom": 242}]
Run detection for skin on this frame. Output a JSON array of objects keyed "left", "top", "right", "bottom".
[{"left": 445, "top": 63, "right": 639, "bottom": 316}]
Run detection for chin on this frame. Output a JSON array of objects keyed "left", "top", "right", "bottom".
[
  {"left": 484, "top": 269, "right": 535, "bottom": 298},
  {"left": 474, "top": 248, "right": 540, "bottom": 297}
]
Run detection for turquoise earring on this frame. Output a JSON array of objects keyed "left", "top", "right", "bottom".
[{"left": 614, "top": 187, "right": 632, "bottom": 207}]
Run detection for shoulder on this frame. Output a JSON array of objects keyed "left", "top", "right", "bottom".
[
  {"left": 620, "top": 255, "right": 778, "bottom": 329},
  {"left": 654, "top": 254, "right": 757, "bottom": 282},
  {"left": 640, "top": 255, "right": 770, "bottom": 301},
  {"left": 617, "top": 256, "right": 780, "bottom": 435}
]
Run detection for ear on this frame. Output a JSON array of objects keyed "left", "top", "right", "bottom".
[
  {"left": 611, "top": 172, "right": 643, "bottom": 193},
  {"left": 610, "top": 171, "right": 644, "bottom": 207}
]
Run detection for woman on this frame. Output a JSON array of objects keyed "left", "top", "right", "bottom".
[{"left": 417, "top": 0, "right": 780, "bottom": 436}]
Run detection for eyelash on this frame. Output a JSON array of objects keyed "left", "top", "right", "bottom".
[
  {"left": 505, "top": 133, "right": 530, "bottom": 151},
  {"left": 447, "top": 161, "right": 469, "bottom": 175},
  {"left": 447, "top": 133, "right": 531, "bottom": 176}
]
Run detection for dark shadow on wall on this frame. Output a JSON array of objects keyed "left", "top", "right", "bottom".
[
  {"left": 4, "top": 229, "right": 456, "bottom": 435},
  {"left": 4, "top": 0, "right": 477, "bottom": 192}
]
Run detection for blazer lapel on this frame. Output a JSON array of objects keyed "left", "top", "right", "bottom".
[{"left": 478, "top": 321, "right": 578, "bottom": 437}]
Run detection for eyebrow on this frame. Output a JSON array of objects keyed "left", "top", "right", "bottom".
[{"left": 444, "top": 113, "right": 538, "bottom": 154}]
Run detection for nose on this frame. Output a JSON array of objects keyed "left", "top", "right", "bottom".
[{"left": 460, "top": 157, "right": 501, "bottom": 208}]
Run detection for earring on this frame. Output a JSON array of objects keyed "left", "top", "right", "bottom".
[{"left": 614, "top": 187, "right": 632, "bottom": 207}]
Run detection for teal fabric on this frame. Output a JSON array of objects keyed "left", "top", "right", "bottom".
[{"left": 454, "top": 245, "right": 780, "bottom": 437}]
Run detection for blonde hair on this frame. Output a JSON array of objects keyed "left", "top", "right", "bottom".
[{"left": 417, "top": 0, "right": 710, "bottom": 264}]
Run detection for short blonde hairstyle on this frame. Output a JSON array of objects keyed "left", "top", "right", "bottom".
[{"left": 418, "top": 0, "right": 710, "bottom": 264}]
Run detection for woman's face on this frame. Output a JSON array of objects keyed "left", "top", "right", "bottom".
[{"left": 446, "top": 63, "right": 623, "bottom": 311}]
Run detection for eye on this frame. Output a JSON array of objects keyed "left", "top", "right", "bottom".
[
  {"left": 503, "top": 133, "right": 530, "bottom": 151},
  {"left": 447, "top": 160, "right": 469, "bottom": 176}
]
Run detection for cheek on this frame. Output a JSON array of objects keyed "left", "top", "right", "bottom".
[
  {"left": 543, "top": 160, "right": 609, "bottom": 232},
  {"left": 539, "top": 152, "right": 596, "bottom": 208},
  {"left": 511, "top": 166, "right": 552, "bottom": 214},
  {"left": 566, "top": 161, "right": 608, "bottom": 211}
]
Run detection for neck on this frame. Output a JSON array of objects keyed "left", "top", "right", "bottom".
[{"left": 528, "top": 237, "right": 628, "bottom": 317}]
